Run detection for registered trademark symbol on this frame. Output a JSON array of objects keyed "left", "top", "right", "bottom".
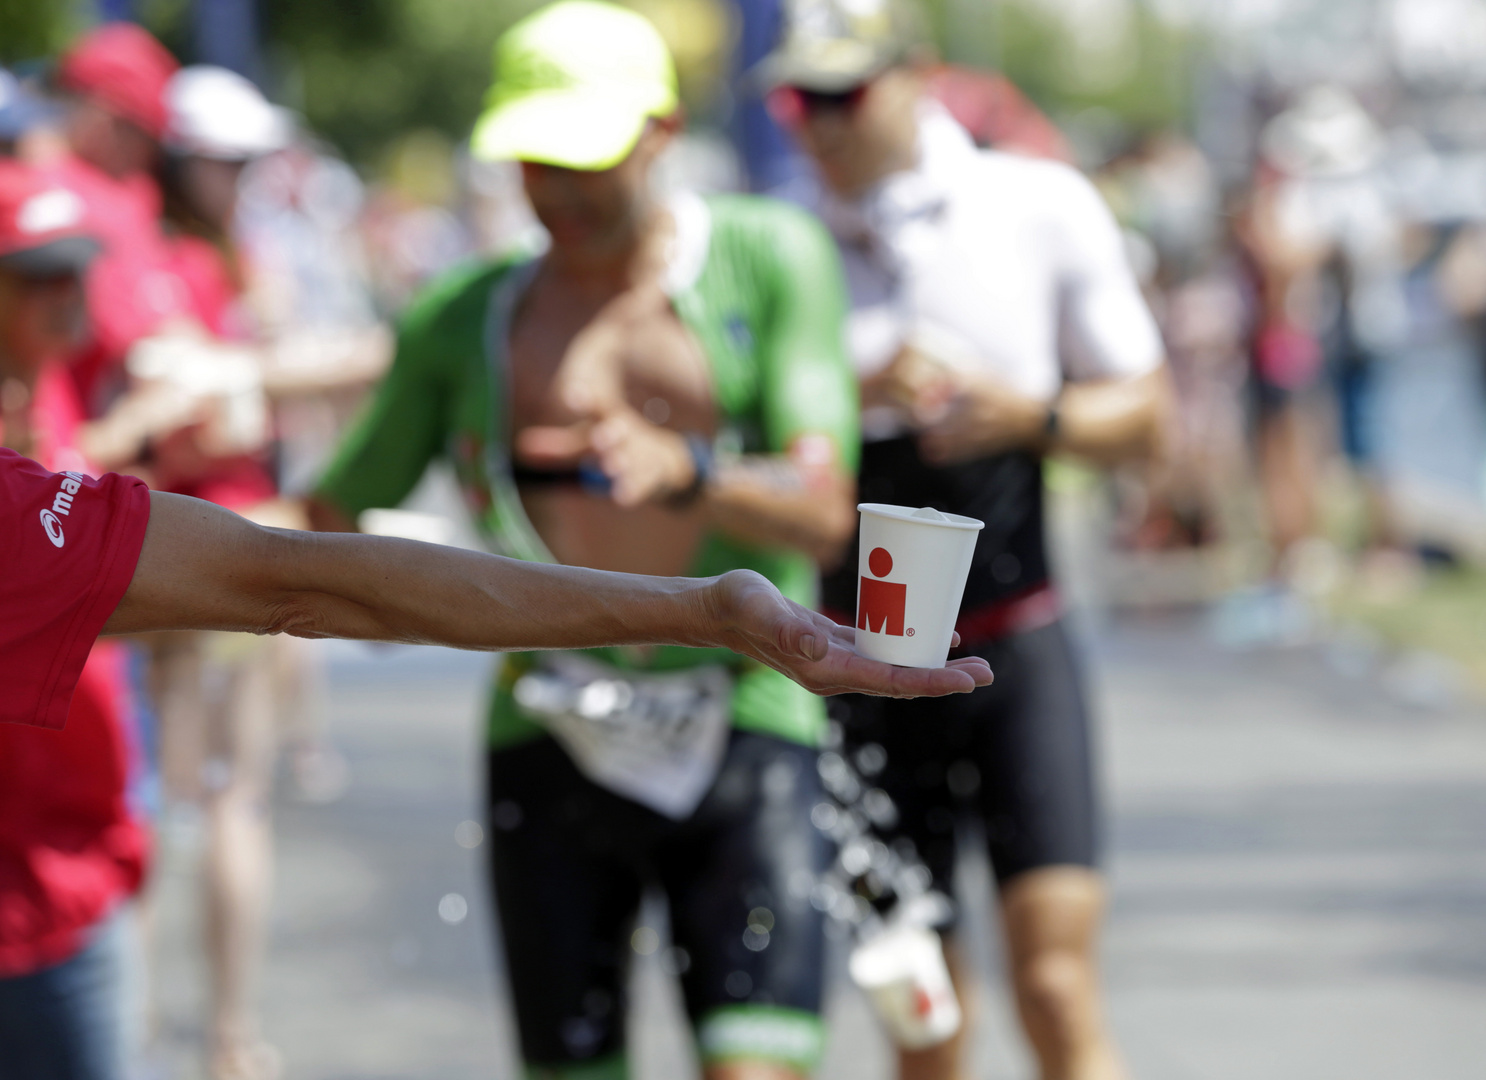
[{"left": 906, "top": 628, "right": 915, "bottom": 636}]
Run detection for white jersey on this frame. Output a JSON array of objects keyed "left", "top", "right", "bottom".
[{"left": 810, "top": 107, "right": 1163, "bottom": 439}]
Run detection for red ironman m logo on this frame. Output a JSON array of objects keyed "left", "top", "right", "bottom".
[{"left": 858, "top": 546, "right": 906, "bottom": 636}]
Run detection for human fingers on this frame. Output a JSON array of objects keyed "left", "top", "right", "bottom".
[
  {"left": 774, "top": 604, "right": 831, "bottom": 664},
  {"left": 874, "top": 655, "right": 992, "bottom": 696},
  {"left": 915, "top": 381, "right": 956, "bottom": 418},
  {"left": 600, "top": 416, "right": 699, "bottom": 507},
  {"left": 515, "top": 422, "right": 595, "bottom": 466},
  {"left": 814, "top": 649, "right": 982, "bottom": 697},
  {"left": 605, "top": 449, "right": 657, "bottom": 507},
  {"left": 787, "top": 605, "right": 860, "bottom": 655},
  {"left": 777, "top": 630, "right": 973, "bottom": 695},
  {"left": 946, "top": 656, "right": 992, "bottom": 684},
  {"left": 588, "top": 411, "right": 636, "bottom": 454},
  {"left": 595, "top": 428, "right": 663, "bottom": 507}
]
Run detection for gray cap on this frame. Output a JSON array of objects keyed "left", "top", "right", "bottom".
[
  {"left": 748, "top": 0, "right": 927, "bottom": 94},
  {"left": 0, "top": 236, "right": 100, "bottom": 278}
]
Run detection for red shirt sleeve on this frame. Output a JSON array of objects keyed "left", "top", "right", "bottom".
[{"left": 0, "top": 448, "right": 151, "bottom": 729}]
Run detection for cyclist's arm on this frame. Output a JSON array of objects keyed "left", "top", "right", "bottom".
[
  {"left": 1045, "top": 368, "right": 1170, "bottom": 464},
  {"left": 104, "top": 490, "right": 991, "bottom": 699},
  {"left": 702, "top": 209, "right": 859, "bottom": 563}
]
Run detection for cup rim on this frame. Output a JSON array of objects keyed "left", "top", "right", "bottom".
[{"left": 857, "top": 502, "right": 985, "bottom": 531}]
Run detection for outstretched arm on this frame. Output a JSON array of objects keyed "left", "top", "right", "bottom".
[{"left": 104, "top": 491, "right": 990, "bottom": 699}]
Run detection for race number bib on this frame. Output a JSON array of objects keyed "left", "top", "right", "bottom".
[{"left": 513, "top": 655, "right": 733, "bottom": 820}]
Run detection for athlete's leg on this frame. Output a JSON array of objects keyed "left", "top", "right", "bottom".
[
  {"left": 977, "top": 622, "right": 1123, "bottom": 1080},
  {"left": 137, "top": 632, "right": 205, "bottom": 1063},
  {"left": 1256, "top": 397, "right": 1319, "bottom": 564},
  {"left": 201, "top": 637, "right": 281, "bottom": 1080},
  {"left": 661, "top": 733, "right": 831, "bottom": 1080},
  {"left": 270, "top": 635, "right": 348, "bottom": 804},
  {"left": 486, "top": 739, "right": 646, "bottom": 1078},
  {"left": 142, "top": 632, "right": 283, "bottom": 1078},
  {"left": 148, "top": 631, "right": 208, "bottom": 804},
  {"left": 999, "top": 867, "right": 1123, "bottom": 1080}
]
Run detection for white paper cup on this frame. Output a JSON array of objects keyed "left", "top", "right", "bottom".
[
  {"left": 849, "top": 924, "right": 962, "bottom": 1049},
  {"left": 854, "top": 503, "right": 984, "bottom": 668}
]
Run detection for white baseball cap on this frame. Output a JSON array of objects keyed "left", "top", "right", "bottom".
[{"left": 165, "top": 65, "right": 292, "bottom": 161}]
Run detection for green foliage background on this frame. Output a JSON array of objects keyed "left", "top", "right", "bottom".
[
  {"left": 124, "top": 0, "right": 547, "bottom": 163},
  {"left": 256, "top": 0, "right": 543, "bottom": 164},
  {"left": 0, "top": 0, "right": 85, "bottom": 66}
]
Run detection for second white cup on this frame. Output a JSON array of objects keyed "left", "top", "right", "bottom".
[
  {"left": 854, "top": 503, "right": 984, "bottom": 669},
  {"left": 849, "top": 924, "right": 963, "bottom": 1049}
]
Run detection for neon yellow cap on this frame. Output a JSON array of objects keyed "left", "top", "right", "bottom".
[{"left": 471, "top": 0, "right": 679, "bottom": 171}]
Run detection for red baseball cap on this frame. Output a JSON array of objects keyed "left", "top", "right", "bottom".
[
  {"left": 0, "top": 160, "right": 99, "bottom": 277},
  {"left": 56, "top": 23, "right": 178, "bottom": 140}
]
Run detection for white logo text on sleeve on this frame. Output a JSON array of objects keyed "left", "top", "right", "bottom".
[{"left": 39, "top": 471, "right": 86, "bottom": 549}]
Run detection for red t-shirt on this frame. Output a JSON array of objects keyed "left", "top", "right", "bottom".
[
  {"left": 0, "top": 639, "right": 151, "bottom": 975},
  {"left": 44, "top": 154, "right": 193, "bottom": 411},
  {"left": 0, "top": 447, "right": 151, "bottom": 730},
  {"left": 0, "top": 391, "right": 154, "bottom": 975}
]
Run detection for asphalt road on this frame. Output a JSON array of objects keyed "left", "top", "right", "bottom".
[{"left": 145, "top": 617, "right": 1486, "bottom": 1080}]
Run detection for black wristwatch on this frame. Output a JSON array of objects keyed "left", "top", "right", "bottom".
[
  {"left": 1042, "top": 398, "right": 1062, "bottom": 448},
  {"left": 670, "top": 432, "right": 714, "bottom": 506}
]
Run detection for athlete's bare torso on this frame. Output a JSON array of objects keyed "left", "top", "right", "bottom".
[{"left": 508, "top": 215, "right": 716, "bottom": 577}]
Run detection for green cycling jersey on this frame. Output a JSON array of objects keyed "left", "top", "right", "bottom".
[{"left": 315, "top": 193, "right": 858, "bottom": 749}]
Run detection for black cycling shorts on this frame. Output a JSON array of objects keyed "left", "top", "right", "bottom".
[
  {"left": 832, "top": 619, "right": 1100, "bottom": 906},
  {"left": 485, "top": 729, "right": 830, "bottom": 1075}
]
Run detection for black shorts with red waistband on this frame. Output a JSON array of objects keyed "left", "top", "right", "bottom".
[
  {"left": 827, "top": 619, "right": 1099, "bottom": 897},
  {"left": 822, "top": 436, "right": 1099, "bottom": 900}
]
